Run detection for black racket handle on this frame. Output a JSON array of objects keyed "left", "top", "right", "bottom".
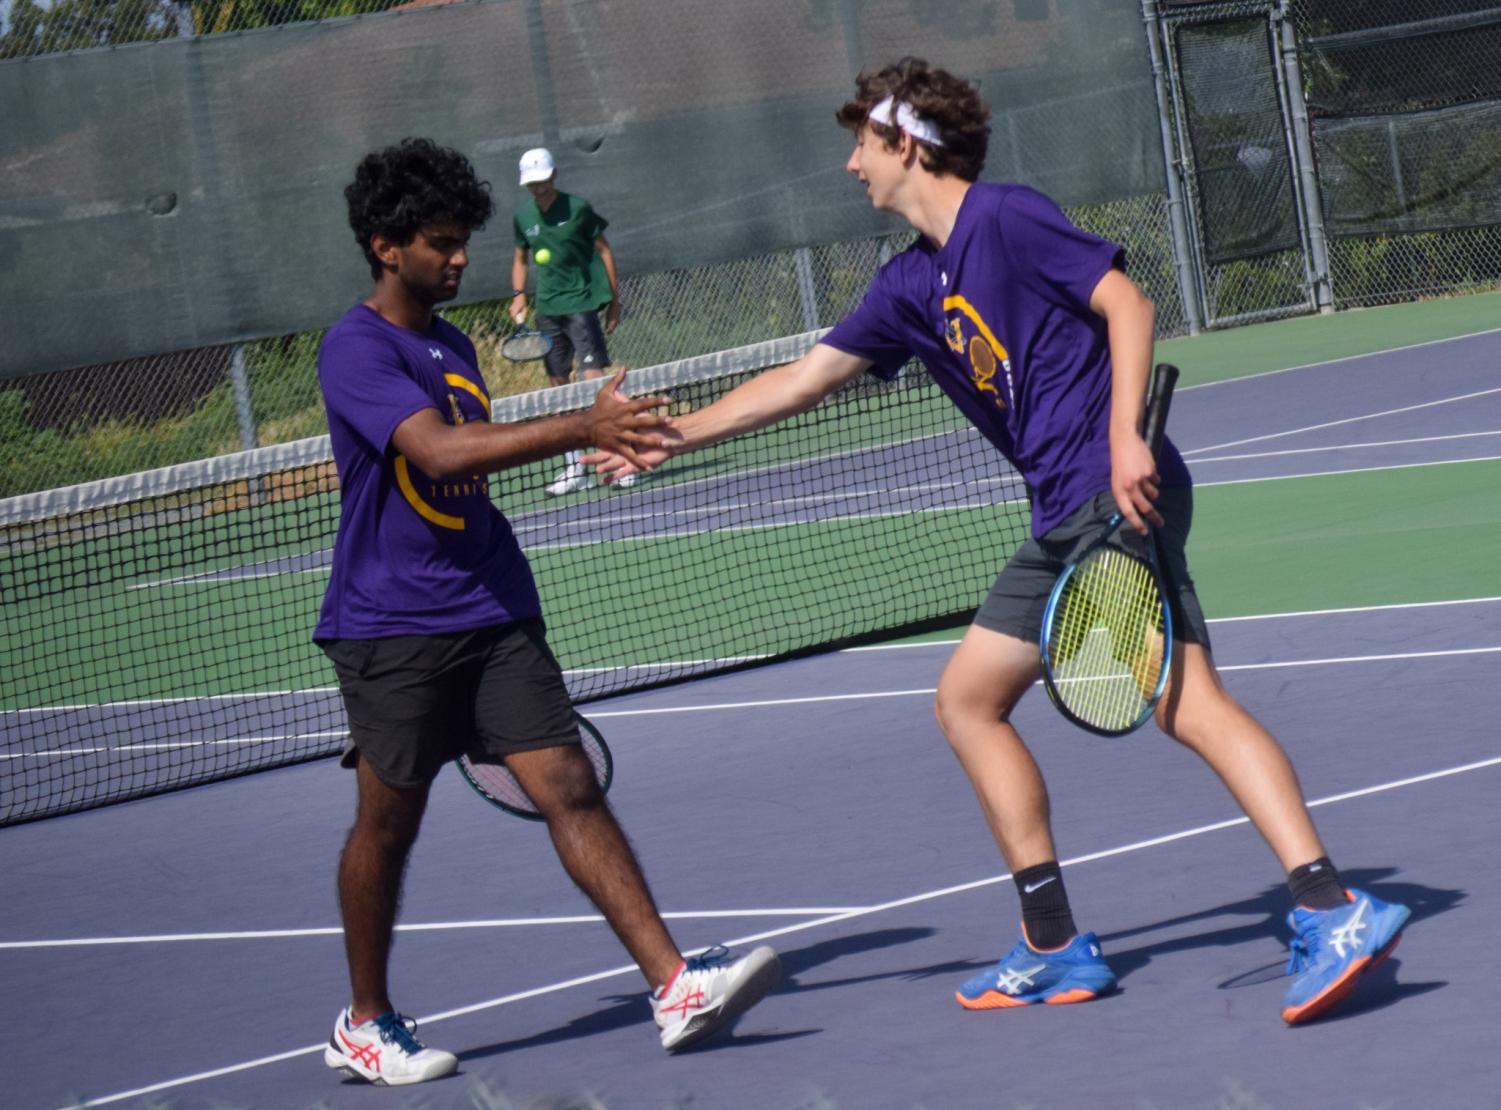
[{"left": 1142, "top": 362, "right": 1179, "bottom": 461}]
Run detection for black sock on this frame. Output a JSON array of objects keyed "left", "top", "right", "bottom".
[
  {"left": 1288, "top": 857, "right": 1347, "bottom": 910},
  {"left": 1014, "top": 862, "right": 1077, "bottom": 950}
]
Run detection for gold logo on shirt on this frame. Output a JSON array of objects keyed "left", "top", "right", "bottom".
[
  {"left": 969, "top": 336, "right": 998, "bottom": 398},
  {"left": 942, "top": 295, "right": 1011, "bottom": 410}
]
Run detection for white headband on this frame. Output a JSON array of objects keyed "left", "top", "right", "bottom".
[{"left": 869, "top": 95, "right": 945, "bottom": 147}]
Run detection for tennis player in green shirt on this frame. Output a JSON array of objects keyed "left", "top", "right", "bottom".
[{"left": 509, "top": 147, "right": 627, "bottom": 494}]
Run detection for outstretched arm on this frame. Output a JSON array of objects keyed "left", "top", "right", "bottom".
[
  {"left": 393, "top": 368, "right": 670, "bottom": 479},
  {"left": 588, "top": 342, "right": 872, "bottom": 480},
  {"left": 1092, "top": 268, "right": 1159, "bottom": 534}
]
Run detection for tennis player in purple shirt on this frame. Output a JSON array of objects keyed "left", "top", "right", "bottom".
[
  {"left": 315, "top": 139, "right": 779, "bottom": 1086},
  {"left": 592, "top": 59, "right": 1408, "bottom": 1026}
]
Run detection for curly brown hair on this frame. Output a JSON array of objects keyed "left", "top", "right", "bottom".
[
  {"left": 835, "top": 57, "right": 990, "bottom": 182},
  {"left": 345, "top": 138, "right": 495, "bottom": 280}
]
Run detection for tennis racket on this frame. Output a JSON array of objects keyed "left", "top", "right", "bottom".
[
  {"left": 457, "top": 710, "right": 613, "bottom": 820},
  {"left": 1040, "top": 362, "right": 1180, "bottom": 737},
  {"left": 500, "top": 325, "right": 553, "bottom": 363}
]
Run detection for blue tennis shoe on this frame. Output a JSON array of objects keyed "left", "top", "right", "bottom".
[
  {"left": 1281, "top": 887, "right": 1410, "bottom": 1025},
  {"left": 957, "top": 930, "right": 1116, "bottom": 1009}
]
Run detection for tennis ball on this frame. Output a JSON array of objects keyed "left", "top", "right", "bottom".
[{"left": 534, "top": 248, "right": 552, "bottom": 265}]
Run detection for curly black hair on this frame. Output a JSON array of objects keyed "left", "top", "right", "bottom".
[
  {"left": 835, "top": 57, "right": 990, "bottom": 182},
  {"left": 345, "top": 138, "right": 495, "bottom": 280}
]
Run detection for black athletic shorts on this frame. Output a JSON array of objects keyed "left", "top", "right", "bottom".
[
  {"left": 320, "top": 618, "right": 580, "bottom": 790},
  {"left": 974, "top": 486, "right": 1212, "bottom": 649}
]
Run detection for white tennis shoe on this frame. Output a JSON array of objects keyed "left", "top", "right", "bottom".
[
  {"left": 545, "top": 464, "right": 592, "bottom": 496},
  {"left": 651, "top": 944, "right": 781, "bottom": 1052},
  {"left": 324, "top": 1007, "right": 457, "bottom": 1086}
]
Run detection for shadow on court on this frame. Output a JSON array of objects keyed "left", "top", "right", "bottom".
[
  {"left": 1097, "top": 868, "right": 1462, "bottom": 1000},
  {"left": 456, "top": 927, "right": 935, "bottom": 1062}
]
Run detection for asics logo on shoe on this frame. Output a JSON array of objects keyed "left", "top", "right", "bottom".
[
  {"left": 1329, "top": 899, "right": 1370, "bottom": 958},
  {"left": 338, "top": 1029, "right": 382, "bottom": 1072},
  {"left": 1023, "top": 876, "right": 1057, "bottom": 894},
  {"left": 658, "top": 986, "right": 706, "bottom": 1018},
  {"left": 996, "top": 963, "right": 1047, "bottom": 994}
]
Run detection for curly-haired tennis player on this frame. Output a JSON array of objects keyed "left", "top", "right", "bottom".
[
  {"left": 590, "top": 59, "right": 1409, "bottom": 1027},
  {"left": 317, "top": 137, "right": 778, "bottom": 1085}
]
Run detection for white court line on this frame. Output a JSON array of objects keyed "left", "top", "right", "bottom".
[
  {"left": 0, "top": 909, "right": 864, "bottom": 951},
  {"left": 1194, "top": 453, "right": 1501, "bottom": 488},
  {"left": 843, "top": 596, "right": 1501, "bottom": 650},
  {"left": 7, "top": 598, "right": 1498, "bottom": 740},
  {"left": 1177, "top": 325, "right": 1501, "bottom": 392},
  {"left": 67, "top": 752, "right": 1501, "bottom": 1109},
  {"left": 1190, "top": 429, "right": 1501, "bottom": 464},
  {"left": 586, "top": 645, "right": 1501, "bottom": 719},
  {"left": 1181, "top": 387, "right": 1501, "bottom": 455},
  {"left": 0, "top": 731, "right": 346, "bottom": 760},
  {"left": 25, "top": 643, "right": 1488, "bottom": 756},
  {"left": 1204, "top": 595, "right": 1501, "bottom": 622},
  {"left": 4, "top": 688, "right": 341, "bottom": 714}
]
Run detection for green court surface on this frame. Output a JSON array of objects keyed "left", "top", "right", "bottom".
[
  {"left": 1133, "top": 295, "right": 1500, "bottom": 615},
  {"left": 1190, "top": 457, "right": 1500, "bottom": 616}
]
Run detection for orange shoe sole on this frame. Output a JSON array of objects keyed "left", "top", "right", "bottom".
[
  {"left": 1281, "top": 932, "right": 1403, "bottom": 1026},
  {"left": 957, "top": 987, "right": 1100, "bottom": 1010}
]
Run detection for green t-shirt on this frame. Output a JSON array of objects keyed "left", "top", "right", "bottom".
[{"left": 512, "top": 192, "right": 611, "bottom": 316}]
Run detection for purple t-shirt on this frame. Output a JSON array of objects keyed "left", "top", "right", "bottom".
[
  {"left": 823, "top": 182, "right": 1190, "bottom": 537},
  {"left": 313, "top": 304, "right": 541, "bottom": 640}
]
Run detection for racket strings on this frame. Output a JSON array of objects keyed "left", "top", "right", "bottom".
[
  {"left": 1047, "top": 547, "right": 1166, "bottom": 732},
  {"left": 501, "top": 332, "right": 549, "bottom": 361},
  {"left": 461, "top": 723, "right": 612, "bottom": 818}
]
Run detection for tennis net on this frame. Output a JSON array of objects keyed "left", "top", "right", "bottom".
[{"left": 0, "top": 330, "right": 1030, "bottom": 825}]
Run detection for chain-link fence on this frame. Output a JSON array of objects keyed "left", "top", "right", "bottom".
[
  {"left": 0, "top": 192, "right": 1180, "bottom": 498},
  {"left": 5, "top": 1, "right": 1501, "bottom": 498},
  {"left": 0, "top": 0, "right": 395, "bottom": 55},
  {"left": 1150, "top": 0, "right": 1501, "bottom": 325},
  {"left": 1291, "top": 0, "right": 1501, "bottom": 309}
]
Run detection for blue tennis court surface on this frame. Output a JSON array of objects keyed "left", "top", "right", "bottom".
[{"left": 4, "top": 337, "right": 1499, "bottom": 1108}]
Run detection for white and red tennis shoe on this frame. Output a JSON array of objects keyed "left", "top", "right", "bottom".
[
  {"left": 324, "top": 1007, "right": 457, "bottom": 1086},
  {"left": 651, "top": 944, "right": 781, "bottom": 1052}
]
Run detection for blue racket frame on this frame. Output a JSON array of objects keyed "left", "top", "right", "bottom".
[
  {"left": 1038, "top": 362, "right": 1180, "bottom": 738},
  {"left": 1039, "top": 518, "right": 1174, "bottom": 737}
]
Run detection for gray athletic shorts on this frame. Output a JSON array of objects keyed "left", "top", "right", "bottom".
[
  {"left": 538, "top": 311, "right": 610, "bottom": 382},
  {"left": 320, "top": 618, "right": 580, "bottom": 790},
  {"left": 974, "top": 487, "right": 1212, "bottom": 649}
]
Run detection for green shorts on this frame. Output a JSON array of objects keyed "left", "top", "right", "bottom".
[{"left": 974, "top": 487, "right": 1212, "bottom": 649}]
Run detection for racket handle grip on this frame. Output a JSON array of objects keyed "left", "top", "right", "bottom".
[{"left": 1142, "top": 362, "right": 1179, "bottom": 460}]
